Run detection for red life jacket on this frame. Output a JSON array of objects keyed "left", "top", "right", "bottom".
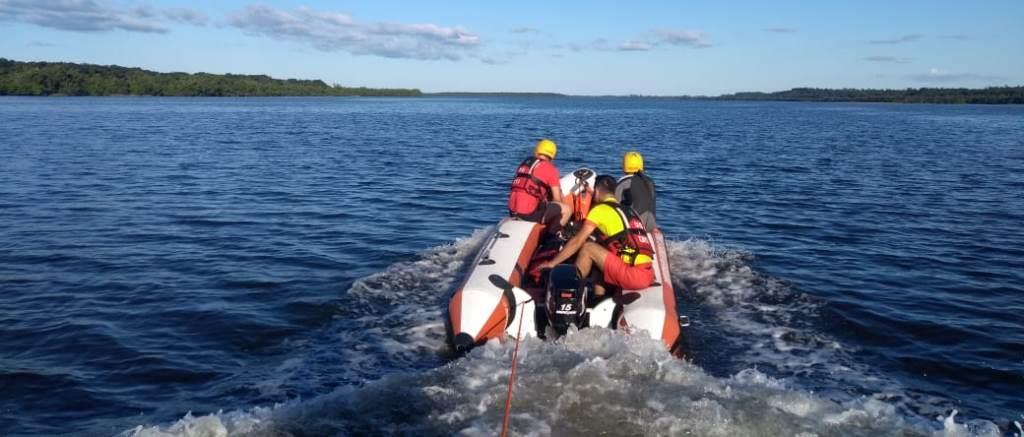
[
  {"left": 595, "top": 200, "right": 655, "bottom": 265},
  {"left": 508, "top": 157, "right": 552, "bottom": 215}
]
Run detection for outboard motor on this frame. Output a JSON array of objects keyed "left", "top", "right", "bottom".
[{"left": 545, "top": 264, "right": 587, "bottom": 336}]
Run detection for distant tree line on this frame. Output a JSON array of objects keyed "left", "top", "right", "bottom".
[
  {"left": 0, "top": 58, "right": 422, "bottom": 97},
  {"left": 715, "top": 87, "right": 1024, "bottom": 104},
  {"left": 4, "top": 58, "right": 1020, "bottom": 102},
  {"left": 426, "top": 92, "right": 567, "bottom": 97}
]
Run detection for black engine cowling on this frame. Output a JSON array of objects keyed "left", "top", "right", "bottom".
[{"left": 545, "top": 264, "right": 588, "bottom": 335}]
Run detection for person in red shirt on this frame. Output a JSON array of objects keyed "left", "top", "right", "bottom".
[{"left": 508, "top": 139, "right": 572, "bottom": 230}]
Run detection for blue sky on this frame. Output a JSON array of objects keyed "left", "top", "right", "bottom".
[{"left": 2, "top": 0, "right": 1022, "bottom": 95}]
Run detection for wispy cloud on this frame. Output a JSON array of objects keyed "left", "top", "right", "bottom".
[
  {"left": 908, "top": 68, "right": 1004, "bottom": 83},
  {"left": 618, "top": 40, "right": 652, "bottom": 51},
  {"left": 163, "top": 7, "right": 207, "bottom": 26},
  {"left": 654, "top": 29, "right": 711, "bottom": 48},
  {"left": 943, "top": 34, "right": 970, "bottom": 41},
  {"left": 565, "top": 29, "right": 710, "bottom": 53},
  {"left": 473, "top": 49, "right": 527, "bottom": 65},
  {"left": 509, "top": 26, "right": 538, "bottom": 34},
  {"left": 764, "top": 26, "right": 798, "bottom": 33},
  {"left": 27, "top": 41, "right": 57, "bottom": 47},
  {"left": 226, "top": 5, "right": 480, "bottom": 61},
  {"left": 864, "top": 55, "right": 910, "bottom": 64},
  {"left": 0, "top": 0, "right": 169, "bottom": 33},
  {"left": 869, "top": 34, "right": 924, "bottom": 44}
]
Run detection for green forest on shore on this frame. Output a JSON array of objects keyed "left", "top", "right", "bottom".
[
  {"left": 715, "top": 87, "right": 1024, "bottom": 104},
  {"left": 2, "top": 58, "right": 1022, "bottom": 103},
  {"left": 0, "top": 58, "right": 421, "bottom": 97}
]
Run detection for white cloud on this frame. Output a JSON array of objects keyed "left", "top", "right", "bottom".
[
  {"left": 869, "top": 34, "right": 924, "bottom": 44},
  {"left": 563, "top": 29, "right": 711, "bottom": 54},
  {"left": 0, "top": 0, "right": 168, "bottom": 33},
  {"left": 163, "top": 7, "right": 207, "bottom": 26},
  {"left": 654, "top": 29, "right": 711, "bottom": 48},
  {"left": 226, "top": 5, "right": 480, "bottom": 61},
  {"left": 619, "top": 40, "right": 652, "bottom": 51},
  {"left": 471, "top": 49, "right": 527, "bottom": 65},
  {"left": 0, "top": 0, "right": 208, "bottom": 33},
  {"left": 908, "top": 68, "right": 1004, "bottom": 83}
]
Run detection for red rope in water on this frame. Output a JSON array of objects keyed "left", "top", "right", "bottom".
[{"left": 500, "top": 302, "right": 527, "bottom": 437}]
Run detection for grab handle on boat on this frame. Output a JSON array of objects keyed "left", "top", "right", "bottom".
[
  {"left": 678, "top": 315, "right": 691, "bottom": 327},
  {"left": 573, "top": 168, "right": 594, "bottom": 180},
  {"left": 489, "top": 274, "right": 513, "bottom": 291},
  {"left": 489, "top": 274, "right": 533, "bottom": 329},
  {"left": 613, "top": 292, "right": 642, "bottom": 305}
]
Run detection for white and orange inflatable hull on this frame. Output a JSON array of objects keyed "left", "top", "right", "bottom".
[{"left": 446, "top": 169, "right": 685, "bottom": 356}]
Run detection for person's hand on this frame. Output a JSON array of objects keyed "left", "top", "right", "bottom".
[{"left": 536, "top": 261, "right": 557, "bottom": 271}]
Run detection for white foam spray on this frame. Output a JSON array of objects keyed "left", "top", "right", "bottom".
[{"left": 123, "top": 233, "right": 1010, "bottom": 436}]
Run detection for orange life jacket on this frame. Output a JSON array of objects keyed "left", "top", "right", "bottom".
[{"left": 508, "top": 157, "right": 552, "bottom": 215}]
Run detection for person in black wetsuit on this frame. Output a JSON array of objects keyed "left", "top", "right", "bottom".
[{"left": 615, "top": 151, "right": 657, "bottom": 231}]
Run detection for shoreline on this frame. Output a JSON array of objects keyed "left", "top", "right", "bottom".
[
  {"left": 3, "top": 59, "right": 1021, "bottom": 103},
  {"left": 3, "top": 94, "right": 1023, "bottom": 105}
]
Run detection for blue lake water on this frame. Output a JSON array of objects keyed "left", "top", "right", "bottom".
[{"left": 1, "top": 96, "right": 1022, "bottom": 436}]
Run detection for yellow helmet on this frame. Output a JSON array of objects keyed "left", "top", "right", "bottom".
[
  {"left": 534, "top": 139, "right": 557, "bottom": 159},
  {"left": 623, "top": 151, "right": 644, "bottom": 173}
]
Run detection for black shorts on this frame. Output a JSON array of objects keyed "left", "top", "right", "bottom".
[{"left": 514, "top": 202, "right": 562, "bottom": 224}]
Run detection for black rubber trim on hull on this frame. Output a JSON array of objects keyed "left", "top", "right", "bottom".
[
  {"left": 669, "top": 325, "right": 689, "bottom": 359},
  {"left": 453, "top": 333, "right": 475, "bottom": 352},
  {"left": 488, "top": 274, "right": 518, "bottom": 328}
]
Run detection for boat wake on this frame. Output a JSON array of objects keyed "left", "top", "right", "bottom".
[{"left": 122, "top": 232, "right": 1010, "bottom": 437}]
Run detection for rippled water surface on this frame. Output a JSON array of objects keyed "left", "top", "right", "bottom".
[{"left": 1, "top": 97, "right": 1022, "bottom": 436}]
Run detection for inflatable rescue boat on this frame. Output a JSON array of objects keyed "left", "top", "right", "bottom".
[{"left": 445, "top": 168, "right": 687, "bottom": 357}]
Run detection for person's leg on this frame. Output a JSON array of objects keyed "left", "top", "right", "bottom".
[
  {"left": 575, "top": 242, "right": 608, "bottom": 277},
  {"left": 618, "top": 264, "right": 655, "bottom": 290},
  {"left": 588, "top": 269, "right": 607, "bottom": 298},
  {"left": 576, "top": 242, "right": 613, "bottom": 295},
  {"left": 602, "top": 255, "right": 655, "bottom": 291},
  {"left": 600, "top": 249, "right": 651, "bottom": 293},
  {"left": 541, "top": 202, "right": 561, "bottom": 228},
  {"left": 515, "top": 203, "right": 546, "bottom": 222},
  {"left": 542, "top": 202, "right": 572, "bottom": 235},
  {"left": 554, "top": 200, "right": 572, "bottom": 226}
]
